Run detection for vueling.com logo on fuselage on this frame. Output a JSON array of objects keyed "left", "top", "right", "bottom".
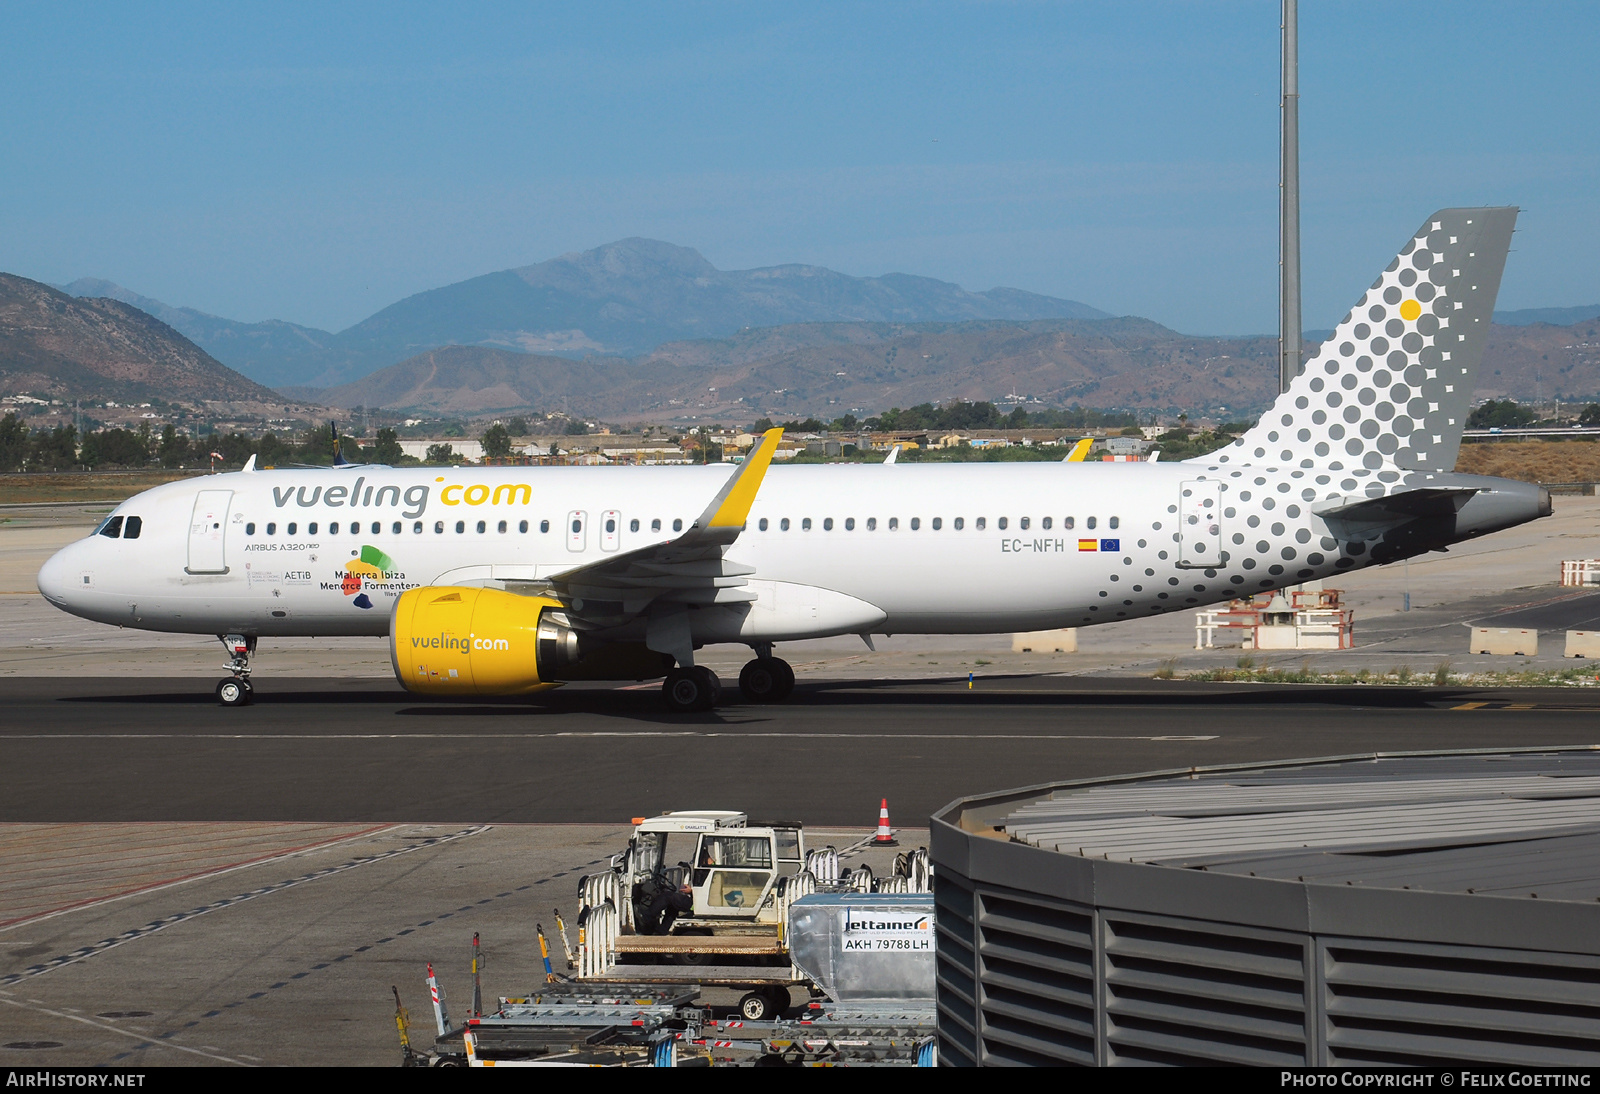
[{"left": 410, "top": 634, "right": 510, "bottom": 652}]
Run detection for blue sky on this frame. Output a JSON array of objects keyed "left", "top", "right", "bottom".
[{"left": 2, "top": 1, "right": 1595, "bottom": 335}]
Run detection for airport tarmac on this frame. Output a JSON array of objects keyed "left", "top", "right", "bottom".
[{"left": 3, "top": 492, "right": 1599, "bottom": 1066}]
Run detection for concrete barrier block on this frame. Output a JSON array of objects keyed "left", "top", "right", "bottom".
[
  {"left": 1471, "top": 627, "right": 1538, "bottom": 656},
  {"left": 1565, "top": 631, "right": 1600, "bottom": 658},
  {"left": 1012, "top": 628, "right": 1077, "bottom": 653}
]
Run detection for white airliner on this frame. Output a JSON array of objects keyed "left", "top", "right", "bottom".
[{"left": 38, "top": 208, "right": 1548, "bottom": 711}]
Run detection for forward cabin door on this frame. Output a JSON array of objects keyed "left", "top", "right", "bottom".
[
  {"left": 1177, "top": 480, "right": 1221, "bottom": 569},
  {"left": 186, "top": 489, "right": 233, "bottom": 574}
]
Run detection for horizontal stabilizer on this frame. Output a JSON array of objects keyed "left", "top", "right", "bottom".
[{"left": 1312, "top": 487, "right": 1478, "bottom": 525}]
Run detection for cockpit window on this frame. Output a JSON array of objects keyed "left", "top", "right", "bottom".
[
  {"left": 97, "top": 516, "right": 124, "bottom": 539},
  {"left": 123, "top": 516, "right": 142, "bottom": 540}
]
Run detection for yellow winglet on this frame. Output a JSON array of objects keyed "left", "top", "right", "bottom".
[
  {"left": 1065, "top": 437, "right": 1093, "bottom": 462},
  {"left": 705, "top": 428, "right": 784, "bottom": 529}
]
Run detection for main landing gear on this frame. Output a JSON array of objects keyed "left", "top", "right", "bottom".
[
  {"left": 659, "top": 650, "right": 795, "bottom": 712},
  {"left": 738, "top": 656, "right": 794, "bottom": 704},
  {"left": 662, "top": 666, "right": 721, "bottom": 714},
  {"left": 216, "top": 633, "right": 255, "bottom": 707}
]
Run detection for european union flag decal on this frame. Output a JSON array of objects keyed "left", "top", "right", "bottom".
[{"left": 1100, "top": 538, "right": 1119, "bottom": 551}]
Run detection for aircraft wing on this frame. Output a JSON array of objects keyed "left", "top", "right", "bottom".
[{"left": 523, "top": 428, "right": 784, "bottom": 625}]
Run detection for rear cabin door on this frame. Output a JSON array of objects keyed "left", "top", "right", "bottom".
[
  {"left": 186, "top": 489, "right": 233, "bottom": 574},
  {"left": 1177, "top": 480, "right": 1222, "bottom": 569}
]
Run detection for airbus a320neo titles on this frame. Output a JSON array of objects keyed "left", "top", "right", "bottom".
[{"left": 39, "top": 208, "right": 1548, "bottom": 711}]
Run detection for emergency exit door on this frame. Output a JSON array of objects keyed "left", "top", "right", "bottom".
[
  {"left": 186, "top": 489, "right": 233, "bottom": 574},
  {"left": 566, "top": 510, "right": 587, "bottom": 552}
]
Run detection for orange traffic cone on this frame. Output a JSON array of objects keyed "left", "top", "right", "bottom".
[{"left": 872, "top": 798, "right": 898, "bottom": 846}]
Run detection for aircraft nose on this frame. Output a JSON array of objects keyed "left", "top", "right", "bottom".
[{"left": 37, "top": 541, "right": 83, "bottom": 609}]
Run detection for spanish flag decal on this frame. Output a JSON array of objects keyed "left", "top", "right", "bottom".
[{"left": 1078, "top": 539, "right": 1098, "bottom": 552}]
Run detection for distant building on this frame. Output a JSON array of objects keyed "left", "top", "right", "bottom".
[{"left": 1104, "top": 436, "right": 1150, "bottom": 456}]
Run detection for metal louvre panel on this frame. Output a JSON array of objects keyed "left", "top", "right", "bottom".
[
  {"left": 1103, "top": 913, "right": 1309, "bottom": 1066},
  {"left": 1324, "top": 939, "right": 1600, "bottom": 1066},
  {"left": 976, "top": 890, "right": 1095, "bottom": 1066},
  {"left": 934, "top": 871, "right": 979, "bottom": 1065}
]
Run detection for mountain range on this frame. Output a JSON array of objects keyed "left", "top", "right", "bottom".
[
  {"left": 59, "top": 239, "right": 1108, "bottom": 389},
  {"left": 0, "top": 274, "right": 282, "bottom": 406}
]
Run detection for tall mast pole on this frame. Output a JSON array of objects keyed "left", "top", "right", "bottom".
[{"left": 1279, "top": 0, "right": 1301, "bottom": 393}]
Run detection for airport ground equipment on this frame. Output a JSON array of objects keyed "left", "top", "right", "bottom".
[
  {"left": 1470, "top": 626, "right": 1538, "bottom": 656},
  {"left": 1194, "top": 585, "right": 1353, "bottom": 650},
  {"left": 1561, "top": 558, "right": 1600, "bottom": 586},
  {"left": 932, "top": 747, "right": 1600, "bottom": 1066},
  {"left": 571, "top": 810, "right": 932, "bottom": 1020},
  {"left": 410, "top": 896, "right": 937, "bottom": 1066}
]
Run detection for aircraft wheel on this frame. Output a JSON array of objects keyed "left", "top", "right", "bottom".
[
  {"left": 738, "top": 991, "right": 774, "bottom": 1021},
  {"left": 690, "top": 666, "right": 721, "bottom": 710},
  {"left": 216, "top": 678, "right": 250, "bottom": 707},
  {"left": 767, "top": 658, "right": 795, "bottom": 702},
  {"left": 663, "top": 667, "right": 717, "bottom": 713},
  {"left": 739, "top": 658, "right": 783, "bottom": 703}
]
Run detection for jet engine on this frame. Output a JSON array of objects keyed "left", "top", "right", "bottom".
[{"left": 389, "top": 586, "right": 669, "bottom": 697}]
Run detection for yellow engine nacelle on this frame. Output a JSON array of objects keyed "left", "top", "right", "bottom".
[{"left": 389, "top": 586, "right": 670, "bottom": 697}]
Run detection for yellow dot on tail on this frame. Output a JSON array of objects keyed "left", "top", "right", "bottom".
[{"left": 1400, "top": 299, "right": 1422, "bottom": 321}]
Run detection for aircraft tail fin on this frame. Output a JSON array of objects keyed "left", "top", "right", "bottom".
[{"left": 1201, "top": 207, "right": 1517, "bottom": 474}]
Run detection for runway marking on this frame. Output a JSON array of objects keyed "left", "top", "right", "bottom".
[
  {"left": 0, "top": 994, "right": 251, "bottom": 1067},
  {"left": 0, "top": 823, "right": 397, "bottom": 933},
  {"left": 111, "top": 854, "right": 612, "bottom": 1065},
  {"left": 0, "top": 732, "right": 1220, "bottom": 742},
  {"left": 1450, "top": 701, "right": 1551, "bottom": 711},
  {"left": 0, "top": 825, "right": 487, "bottom": 988}
]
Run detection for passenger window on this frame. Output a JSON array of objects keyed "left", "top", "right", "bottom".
[
  {"left": 308, "top": 522, "right": 318, "bottom": 535},
  {"left": 823, "top": 518, "right": 833, "bottom": 531},
  {"left": 673, "top": 518, "right": 683, "bottom": 532},
  {"left": 998, "top": 517, "right": 1008, "bottom": 530},
  {"left": 1087, "top": 516, "right": 1097, "bottom": 530},
  {"left": 866, "top": 517, "right": 877, "bottom": 531},
  {"left": 266, "top": 522, "right": 277, "bottom": 535},
  {"left": 759, "top": 517, "right": 768, "bottom": 531},
  {"left": 954, "top": 517, "right": 963, "bottom": 530},
  {"left": 370, "top": 522, "right": 380, "bottom": 534},
  {"left": 519, "top": 520, "right": 529, "bottom": 533},
  {"left": 1042, "top": 517, "right": 1052, "bottom": 530},
  {"left": 630, "top": 518, "right": 640, "bottom": 532},
  {"left": 541, "top": 520, "right": 550, "bottom": 533},
  {"left": 245, "top": 522, "right": 256, "bottom": 536},
  {"left": 931, "top": 517, "right": 942, "bottom": 530},
  {"left": 98, "top": 516, "right": 124, "bottom": 538},
  {"left": 651, "top": 518, "right": 661, "bottom": 532},
  {"left": 330, "top": 522, "right": 340, "bottom": 534},
  {"left": 414, "top": 521, "right": 423, "bottom": 534},
  {"left": 976, "top": 517, "right": 985, "bottom": 530},
  {"left": 1021, "top": 517, "right": 1030, "bottom": 531},
  {"left": 435, "top": 521, "right": 444, "bottom": 534},
  {"left": 571, "top": 518, "right": 580, "bottom": 534},
  {"left": 392, "top": 521, "right": 401, "bottom": 535},
  {"left": 1064, "top": 516, "right": 1075, "bottom": 530},
  {"left": 889, "top": 518, "right": 898, "bottom": 530},
  {"left": 456, "top": 521, "right": 465, "bottom": 533},
  {"left": 1110, "top": 516, "right": 1120, "bottom": 529},
  {"left": 477, "top": 520, "right": 487, "bottom": 533},
  {"left": 845, "top": 517, "right": 855, "bottom": 531},
  {"left": 802, "top": 518, "right": 812, "bottom": 531},
  {"left": 781, "top": 518, "right": 790, "bottom": 531},
  {"left": 498, "top": 520, "right": 507, "bottom": 533},
  {"left": 124, "top": 516, "right": 141, "bottom": 539},
  {"left": 605, "top": 517, "right": 615, "bottom": 533},
  {"left": 910, "top": 517, "right": 920, "bottom": 530},
  {"left": 287, "top": 522, "right": 298, "bottom": 536}
]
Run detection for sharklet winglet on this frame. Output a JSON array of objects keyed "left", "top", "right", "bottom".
[{"left": 700, "top": 428, "right": 783, "bottom": 530}]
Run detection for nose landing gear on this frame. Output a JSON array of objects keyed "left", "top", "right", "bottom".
[{"left": 216, "top": 633, "right": 256, "bottom": 707}]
